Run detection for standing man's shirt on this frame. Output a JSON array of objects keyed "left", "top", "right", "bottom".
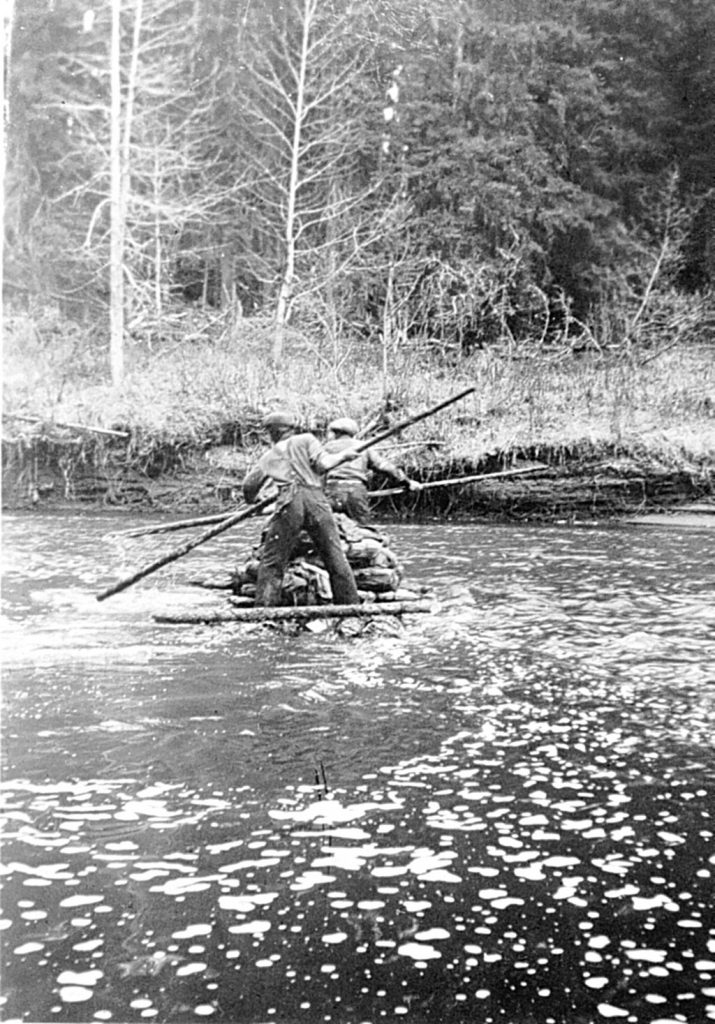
[
  {"left": 324, "top": 437, "right": 407, "bottom": 486},
  {"left": 243, "top": 433, "right": 335, "bottom": 502}
]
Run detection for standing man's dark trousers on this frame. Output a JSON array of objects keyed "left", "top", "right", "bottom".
[
  {"left": 326, "top": 481, "right": 371, "bottom": 524},
  {"left": 255, "top": 485, "right": 361, "bottom": 606}
]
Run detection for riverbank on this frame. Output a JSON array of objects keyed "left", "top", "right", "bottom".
[
  {"left": 3, "top": 310, "right": 714, "bottom": 521},
  {"left": 3, "top": 433, "right": 713, "bottom": 523}
]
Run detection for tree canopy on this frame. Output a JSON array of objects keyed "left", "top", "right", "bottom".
[{"left": 4, "top": 0, "right": 714, "bottom": 367}]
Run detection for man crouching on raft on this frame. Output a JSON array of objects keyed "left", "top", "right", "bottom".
[{"left": 242, "top": 410, "right": 362, "bottom": 607}]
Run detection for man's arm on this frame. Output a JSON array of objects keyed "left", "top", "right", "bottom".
[
  {"left": 242, "top": 464, "right": 267, "bottom": 504},
  {"left": 367, "top": 449, "right": 422, "bottom": 490}
]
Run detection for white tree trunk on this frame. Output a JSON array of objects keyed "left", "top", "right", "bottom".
[
  {"left": 109, "top": 0, "right": 124, "bottom": 386},
  {"left": 273, "top": 0, "right": 315, "bottom": 364},
  {"left": 152, "top": 145, "right": 162, "bottom": 318},
  {"left": 109, "top": 0, "right": 143, "bottom": 383},
  {"left": 1, "top": 1, "right": 14, "bottom": 293}
]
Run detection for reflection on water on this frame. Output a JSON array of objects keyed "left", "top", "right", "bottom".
[{"left": 1, "top": 512, "right": 714, "bottom": 1023}]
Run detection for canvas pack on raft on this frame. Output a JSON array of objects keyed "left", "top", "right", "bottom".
[
  {"left": 161, "top": 512, "right": 432, "bottom": 625},
  {"left": 231, "top": 513, "right": 414, "bottom": 605}
]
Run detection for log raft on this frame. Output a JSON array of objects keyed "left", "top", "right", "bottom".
[{"left": 154, "top": 600, "right": 434, "bottom": 625}]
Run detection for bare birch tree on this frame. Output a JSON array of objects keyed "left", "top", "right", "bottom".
[
  {"left": 23, "top": 0, "right": 250, "bottom": 373},
  {"left": 240, "top": 0, "right": 387, "bottom": 363}
]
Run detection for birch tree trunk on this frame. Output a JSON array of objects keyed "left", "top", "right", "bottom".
[
  {"left": 152, "top": 143, "right": 162, "bottom": 318},
  {"left": 109, "top": 0, "right": 144, "bottom": 383},
  {"left": 273, "top": 0, "right": 315, "bottom": 364},
  {"left": 241, "top": 0, "right": 380, "bottom": 365},
  {"left": 109, "top": 0, "right": 124, "bottom": 386}
]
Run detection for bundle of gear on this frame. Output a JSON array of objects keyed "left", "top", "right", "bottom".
[{"left": 231, "top": 513, "right": 412, "bottom": 605}]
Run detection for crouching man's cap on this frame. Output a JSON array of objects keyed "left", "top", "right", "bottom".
[
  {"left": 328, "top": 417, "right": 359, "bottom": 436},
  {"left": 262, "top": 410, "right": 296, "bottom": 429}
]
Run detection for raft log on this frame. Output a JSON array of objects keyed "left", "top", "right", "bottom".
[{"left": 153, "top": 600, "right": 433, "bottom": 625}]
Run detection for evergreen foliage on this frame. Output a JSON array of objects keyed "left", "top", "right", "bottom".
[{"left": 4, "top": 0, "right": 714, "bottom": 368}]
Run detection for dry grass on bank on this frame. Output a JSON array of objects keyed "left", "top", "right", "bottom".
[{"left": 3, "top": 309, "right": 714, "bottom": 468}]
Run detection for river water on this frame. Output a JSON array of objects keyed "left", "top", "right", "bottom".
[{"left": 1, "top": 512, "right": 714, "bottom": 1024}]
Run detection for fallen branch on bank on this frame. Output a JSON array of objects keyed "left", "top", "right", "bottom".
[
  {"left": 381, "top": 439, "right": 446, "bottom": 449},
  {"left": 3, "top": 413, "right": 129, "bottom": 439},
  {"left": 368, "top": 462, "right": 549, "bottom": 498}
]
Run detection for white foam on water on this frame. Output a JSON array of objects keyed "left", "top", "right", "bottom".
[
  {"left": 313, "top": 853, "right": 365, "bottom": 872},
  {"left": 478, "top": 889, "right": 508, "bottom": 900},
  {"left": 604, "top": 885, "right": 640, "bottom": 898},
  {"left": 172, "top": 924, "right": 212, "bottom": 939},
  {"left": 624, "top": 948, "right": 667, "bottom": 962},
  {"left": 397, "top": 942, "right": 441, "bottom": 961},
  {"left": 227, "top": 921, "right": 271, "bottom": 935},
  {"left": 419, "top": 869, "right": 461, "bottom": 883},
  {"left": 175, "top": 963, "right": 206, "bottom": 976},
  {"left": 73, "top": 940, "right": 103, "bottom": 952},
  {"left": 13, "top": 943, "right": 44, "bottom": 955},
  {"left": 57, "top": 970, "right": 103, "bottom": 986},
  {"left": 597, "top": 1004, "right": 629, "bottom": 1017},
  {"left": 289, "top": 871, "right": 336, "bottom": 891},
  {"left": 59, "top": 987, "right": 94, "bottom": 1003},
  {"left": 403, "top": 900, "right": 431, "bottom": 912},
  {"left": 58, "top": 895, "right": 104, "bottom": 908}
]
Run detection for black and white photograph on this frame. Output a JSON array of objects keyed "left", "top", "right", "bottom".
[{"left": 2, "top": 1, "right": 714, "bottom": 1022}]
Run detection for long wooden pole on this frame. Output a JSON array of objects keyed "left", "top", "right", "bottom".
[
  {"left": 154, "top": 600, "right": 433, "bottom": 625},
  {"left": 352, "top": 386, "right": 475, "bottom": 454},
  {"left": 368, "top": 463, "right": 548, "bottom": 498},
  {"left": 114, "top": 460, "right": 537, "bottom": 539},
  {"left": 96, "top": 387, "right": 475, "bottom": 597},
  {"left": 112, "top": 387, "right": 477, "bottom": 540},
  {"left": 112, "top": 509, "right": 254, "bottom": 538},
  {"left": 96, "top": 496, "right": 273, "bottom": 601}
]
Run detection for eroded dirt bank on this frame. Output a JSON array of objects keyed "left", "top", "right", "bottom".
[{"left": 2, "top": 433, "right": 713, "bottom": 522}]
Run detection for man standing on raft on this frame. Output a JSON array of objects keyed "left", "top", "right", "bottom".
[
  {"left": 243, "top": 410, "right": 362, "bottom": 607},
  {"left": 324, "top": 417, "right": 422, "bottom": 524}
]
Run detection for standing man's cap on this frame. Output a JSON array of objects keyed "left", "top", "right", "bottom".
[
  {"left": 262, "top": 410, "right": 296, "bottom": 429},
  {"left": 328, "top": 417, "right": 359, "bottom": 436}
]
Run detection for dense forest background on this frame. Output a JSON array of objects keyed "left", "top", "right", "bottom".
[{"left": 3, "top": 0, "right": 715, "bottom": 381}]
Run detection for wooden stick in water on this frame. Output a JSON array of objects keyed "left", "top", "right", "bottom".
[
  {"left": 96, "top": 496, "right": 273, "bottom": 601},
  {"left": 154, "top": 600, "right": 433, "bottom": 625},
  {"left": 112, "top": 509, "right": 254, "bottom": 538}
]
